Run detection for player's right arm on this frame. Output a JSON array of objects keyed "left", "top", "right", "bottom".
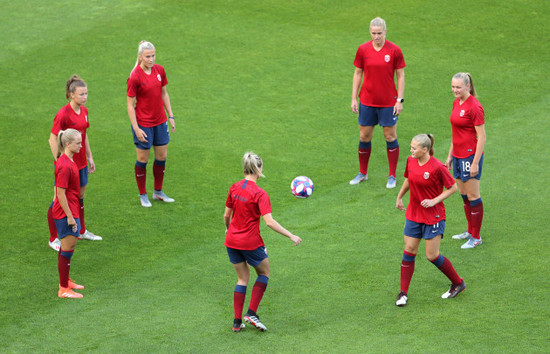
[
  {"left": 445, "top": 142, "right": 453, "bottom": 170},
  {"left": 396, "top": 178, "right": 410, "bottom": 211},
  {"left": 351, "top": 67, "right": 363, "bottom": 114},
  {"left": 49, "top": 133, "right": 59, "bottom": 160},
  {"left": 262, "top": 213, "right": 302, "bottom": 246},
  {"left": 127, "top": 96, "right": 148, "bottom": 142}
]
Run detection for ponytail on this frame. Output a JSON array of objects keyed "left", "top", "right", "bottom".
[
  {"left": 242, "top": 151, "right": 265, "bottom": 177},
  {"left": 413, "top": 134, "right": 435, "bottom": 156},
  {"left": 453, "top": 72, "right": 477, "bottom": 97},
  {"left": 65, "top": 75, "right": 87, "bottom": 100},
  {"left": 57, "top": 129, "right": 81, "bottom": 156}
]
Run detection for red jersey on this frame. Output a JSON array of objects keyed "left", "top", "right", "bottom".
[
  {"left": 53, "top": 154, "right": 81, "bottom": 220},
  {"left": 404, "top": 156, "right": 455, "bottom": 225},
  {"left": 225, "top": 179, "right": 272, "bottom": 250},
  {"left": 450, "top": 95, "right": 485, "bottom": 158},
  {"left": 353, "top": 40, "right": 406, "bottom": 107},
  {"left": 51, "top": 104, "right": 89, "bottom": 170},
  {"left": 127, "top": 64, "right": 168, "bottom": 127}
]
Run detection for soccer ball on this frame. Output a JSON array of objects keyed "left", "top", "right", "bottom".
[{"left": 291, "top": 176, "right": 314, "bottom": 198}]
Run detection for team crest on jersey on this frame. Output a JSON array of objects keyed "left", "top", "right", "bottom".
[
  {"left": 157, "top": 74, "right": 162, "bottom": 81},
  {"left": 460, "top": 110, "right": 465, "bottom": 117},
  {"left": 424, "top": 172, "right": 430, "bottom": 179},
  {"left": 384, "top": 54, "right": 390, "bottom": 62},
  {"left": 85, "top": 115, "right": 88, "bottom": 123}
]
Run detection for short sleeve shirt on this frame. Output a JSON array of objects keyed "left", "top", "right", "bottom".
[
  {"left": 53, "top": 154, "right": 81, "bottom": 220},
  {"left": 127, "top": 64, "right": 168, "bottom": 127},
  {"left": 404, "top": 156, "right": 455, "bottom": 225},
  {"left": 353, "top": 40, "right": 406, "bottom": 107},
  {"left": 225, "top": 179, "right": 272, "bottom": 250},
  {"left": 450, "top": 95, "right": 485, "bottom": 158},
  {"left": 51, "top": 104, "right": 89, "bottom": 170}
]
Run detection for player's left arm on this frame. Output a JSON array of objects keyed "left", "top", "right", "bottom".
[
  {"left": 85, "top": 135, "right": 95, "bottom": 173},
  {"left": 224, "top": 206, "right": 232, "bottom": 232},
  {"left": 470, "top": 124, "right": 486, "bottom": 177},
  {"left": 161, "top": 86, "right": 175, "bottom": 133},
  {"left": 393, "top": 68, "right": 405, "bottom": 116},
  {"left": 421, "top": 182, "right": 457, "bottom": 208}
]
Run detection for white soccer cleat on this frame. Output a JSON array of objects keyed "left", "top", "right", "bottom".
[
  {"left": 452, "top": 231, "right": 471, "bottom": 240},
  {"left": 153, "top": 190, "right": 175, "bottom": 203},
  {"left": 244, "top": 314, "right": 267, "bottom": 332},
  {"left": 49, "top": 238, "right": 61, "bottom": 251},
  {"left": 386, "top": 176, "right": 397, "bottom": 189},
  {"left": 395, "top": 291, "right": 408, "bottom": 307},
  {"left": 349, "top": 173, "right": 368, "bottom": 185},
  {"left": 140, "top": 193, "right": 152, "bottom": 207},
  {"left": 461, "top": 237, "right": 482, "bottom": 249},
  {"left": 80, "top": 230, "right": 103, "bottom": 241}
]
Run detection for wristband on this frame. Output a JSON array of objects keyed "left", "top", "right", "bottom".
[{"left": 168, "top": 116, "right": 175, "bottom": 120}]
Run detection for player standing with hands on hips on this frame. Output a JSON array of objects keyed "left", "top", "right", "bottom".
[
  {"left": 224, "top": 152, "right": 302, "bottom": 332},
  {"left": 350, "top": 17, "right": 405, "bottom": 189},
  {"left": 395, "top": 134, "right": 465, "bottom": 307},
  {"left": 48, "top": 75, "right": 102, "bottom": 252},
  {"left": 445, "top": 73, "right": 486, "bottom": 249},
  {"left": 53, "top": 129, "right": 86, "bottom": 298},
  {"left": 127, "top": 41, "right": 176, "bottom": 207}
]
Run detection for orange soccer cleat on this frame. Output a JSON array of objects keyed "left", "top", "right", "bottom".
[
  {"left": 58, "top": 286, "right": 83, "bottom": 298},
  {"left": 68, "top": 279, "right": 85, "bottom": 290}
]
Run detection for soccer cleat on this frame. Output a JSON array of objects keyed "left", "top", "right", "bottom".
[
  {"left": 153, "top": 190, "right": 175, "bottom": 203},
  {"left": 68, "top": 279, "right": 84, "bottom": 290},
  {"left": 349, "top": 173, "right": 368, "bottom": 185},
  {"left": 452, "top": 231, "right": 471, "bottom": 240},
  {"left": 441, "top": 279, "right": 466, "bottom": 298},
  {"left": 461, "top": 237, "right": 482, "bottom": 249},
  {"left": 244, "top": 314, "right": 267, "bottom": 332},
  {"left": 49, "top": 238, "right": 61, "bottom": 251},
  {"left": 395, "top": 291, "right": 408, "bottom": 307},
  {"left": 232, "top": 319, "right": 245, "bottom": 332},
  {"left": 58, "top": 286, "right": 83, "bottom": 298},
  {"left": 80, "top": 230, "right": 103, "bottom": 241},
  {"left": 140, "top": 193, "right": 152, "bottom": 207},
  {"left": 386, "top": 176, "right": 397, "bottom": 189}
]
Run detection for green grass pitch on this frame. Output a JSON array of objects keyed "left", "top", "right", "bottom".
[{"left": 0, "top": 0, "right": 549, "bottom": 352}]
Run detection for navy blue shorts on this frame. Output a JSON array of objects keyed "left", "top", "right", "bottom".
[
  {"left": 79, "top": 166, "right": 88, "bottom": 187},
  {"left": 54, "top": 217, "right": 81, "bottom": 239},
  {"left": 132, "top": 121, "right": 170, "bottom": 150},
  {"left": 404, "top": 219, "right": 445, "bottom": 239},
  {"left": 227, "top": 246, "right": 268, "bottom": 267},
  {"left": 358, "top": 103, "right": 398, "bottom": 127},
  {"left": 453, "top": 154, "right": 483, "bottom": 182}
]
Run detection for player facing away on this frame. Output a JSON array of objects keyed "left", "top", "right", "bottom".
[
  {"left": 395, "top": 134, "right": 465, "bottom": 307},
  {"left": 445, "top": 73, "right": 486, "bottom": 249},
  {"left": 53, "top": 129, "right": 86, "bottom": 298},
  {"left": 48, "top": 75, "right": 102, "bottom": 252},
  {"left": 350, "top": 17, "right": 405, "bottom": 189},
  {"left": 224, "top": 152, "right": 302, "bottom": 332},
  {"left": 127, "top": 41, "right": 176, "bottom": 207}
]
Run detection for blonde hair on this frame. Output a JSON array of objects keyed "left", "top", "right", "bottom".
[
  {"left": 413, "top": 134, "right": 435, "bottom": 156},
  {"left": 453, "top": 72, "right": 477, "bottom": 97},
  {"left": 133, "top": 40, "right": 156, "bottom": 70},
  {"left": 242, "top": 151, "right": 264, "bottom": 177},
  {"left": 370, "top": 17, "right": 386, "bottom": 30},
  {"left": 57, "top": 129, "right": 81, "bottom": 157},
  {"left": 65, "top": 75, "right": 86, "bottom": 101}
]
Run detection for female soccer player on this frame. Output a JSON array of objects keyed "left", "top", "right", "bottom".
[
  {"left": 350, "top": 17, "right": 406, "bottom": 189},
  {"left": 395, "top": 134, "right": 465, "bottom": 307},
  {"left": 48, "top": 75, "right": 101, "bottom": 252},
  {"left": 127, "top": 40, "right": 176, "bottom": 207},
  {"left": 224, "top": 152, "right": 302, "bottom": 332},
  {"left": 445, "top": 73, "right": 486, "bottom": 249},
  {"left": 53, "top": 129, "right": 86, "bottom": 298}
]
